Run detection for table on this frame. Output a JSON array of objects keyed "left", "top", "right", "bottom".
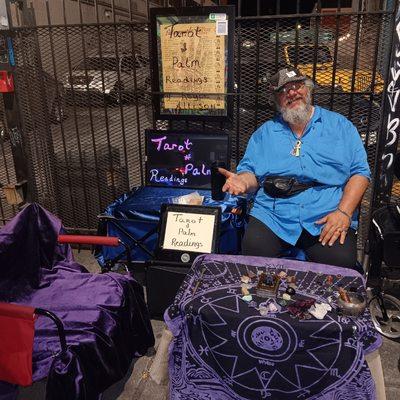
[{"left": 165, "top": 254, "right": 382, "bottom": 400}]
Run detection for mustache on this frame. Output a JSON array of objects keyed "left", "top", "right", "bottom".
[{"left": 286, "top": 96, "right": 304, "bottom": 105}]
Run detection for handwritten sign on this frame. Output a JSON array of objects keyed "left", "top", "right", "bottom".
[
  {"left": 145, "top": 130, "right": 229, "bottom": 189},
  {"left": 150, "top": 6, "right": 234, "bottom": 119},
  {"left": 159, "top": 22, "right": 225, "bottom": 110},
  {"left": 163, "top": 211, "right": 216, "bottom": 253}
]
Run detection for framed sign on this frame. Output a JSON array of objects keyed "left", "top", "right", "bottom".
[
  {"left": 156, "top": 204, "right": 221, "bottom": 264},
  {"left": 149, "top": 6, "right": 235, "bottom": 121},
  {"left": 145, "top": 129, "right": 230, "bottom": 189}
]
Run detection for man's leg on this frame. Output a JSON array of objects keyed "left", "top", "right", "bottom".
[
  {"left": 299, "top": 229, "right": 358, "bottom": 269},
  {"left": 242, "top": 216, "right": 290, "bottom": 257}
]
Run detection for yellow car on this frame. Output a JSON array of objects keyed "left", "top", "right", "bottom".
[{"left": 283, "top": 44, "right": 384, "bottom": 94}]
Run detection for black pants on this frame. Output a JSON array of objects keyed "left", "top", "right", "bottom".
[{"left": 242, "top": 216, "right": 358, "bottom": 269}]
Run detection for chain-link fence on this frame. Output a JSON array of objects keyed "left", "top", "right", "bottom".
[{"left": 0, "top": 2, "right": 397, "bottom": 251}]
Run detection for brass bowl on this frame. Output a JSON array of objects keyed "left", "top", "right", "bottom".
[{"left": 337, "top": 293, "right": 367, "bottom": 317}]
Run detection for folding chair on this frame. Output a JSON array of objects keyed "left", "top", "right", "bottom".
[
  {"left": 0, "top": 302, "right": 67, "bottom": 390},
  {"left": 0, "top": 203, "right": 155, "bottom": 399}
]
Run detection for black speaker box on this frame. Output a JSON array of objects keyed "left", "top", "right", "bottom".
[{"left": 146, "top": 264, "right": 190, "bottom": 319}]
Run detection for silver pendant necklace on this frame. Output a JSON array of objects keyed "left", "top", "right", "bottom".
[{"left": 291, "top": 139, "right": 302, "bottom": 157}]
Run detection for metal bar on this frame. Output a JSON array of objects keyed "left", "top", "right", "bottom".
[
  {"left": 107, "top": 7, "right": 124, "bottom": 200},
  {"left": 9, "top": 21, "right": 152, "bottom": 31},
  {"left": 63, "top": 226, "right": 97, "bottom": 234},
  {"left": 146, "top": 0, "right": 158, "bottom": 131},
  {"left": 14, "top": 31, "right": 43, "bottom": 200},
  {"left": 62, "top": 0, "right": 66, "bottom": 26},
  {"left": 311, "top": 1, "right": 321, "bottom": 84},
  {"left": 128, "top": 25, "right": 145, "bottom": 186},
  {"left": 0, "top": 185, "right": 6, "bottom": 224},
  {"left": 274, "top": 0, "right": 280, "bottom": 70},
  {"left": 93, "top": 18, "right": 116, "bottom": 207},
  {"left": 45, "top": 1, "right": 76, "bottom": 218},
  {"left": 0, "top": 140, "right": 8, "bottom": 222},
  {"left": 329, "top": 2, "right": 341, "bottom": 110},
  {"left": 235, "top": 10, "right": 393, "bottom": 20},
  {"left": 253, "top": 17, "right": 260, "bottom": 130},
  {"left": 111, "top": 18, "right": 130, "bottom": 193},
  {"left": 111, "top": 0, "right": 116, "bottom": 23},
  {"left": 149, "top": 90, "right": 376, "bottom": 96},
  {"left": 235, "top": 16, "right": 242, "bottom": 165},
  {"left": 107, "top": 219, "right": 155, "bottom": 257},
  {"left": 348, "top": 0, "right": 363, "bottom": 122},
  {"left": 94, "top": 0, "right": 99, "bottom": 23},
  {"left": 0, "top": 140, "right": 12, "bottom": 185},
  {"left": 359, "top": 1, "right": 388, "bottom": 260},
  {"left": 62, "top": 2, "right": 91, "bottom": 227},
  {"left": 77, "top": 1, "right": 104, "bottom": 209},
  {"left": 0, "top": 136, "right": 15, "bottom": 219},
  {"left": 30, "top": 12, "right": 58, "bottom": 209},
  {"left": 293, "top": 0, "right": 300, "bottom": 68}
]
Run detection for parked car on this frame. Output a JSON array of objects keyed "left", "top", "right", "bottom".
[
  {"left": 239, "top": 28, "right": 384, "bottom": 95},
  {"left": 283, "top": 44, "right": 384, "bottom": 94},
  {"left": 63, "top": 52, "right": 151, "bottom": 104}
]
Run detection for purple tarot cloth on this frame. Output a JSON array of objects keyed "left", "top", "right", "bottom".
[
  {"left": 165, "top": 254, "right": 382, "bottom": 400},
  {"left": 0, "top": 204, "right": 155, "bottom": 400}
]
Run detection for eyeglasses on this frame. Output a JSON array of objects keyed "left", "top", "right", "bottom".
[{"left": 277, "top": 81, "right": 305, "bottom": 94}]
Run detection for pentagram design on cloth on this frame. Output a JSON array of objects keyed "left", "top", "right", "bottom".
[{"left": 181, "top": 288, "right": 362, "bottom": 399}]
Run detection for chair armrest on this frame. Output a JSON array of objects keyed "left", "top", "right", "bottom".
[{"left": 58, "top": 235, "right": 120, "bottom": 247}]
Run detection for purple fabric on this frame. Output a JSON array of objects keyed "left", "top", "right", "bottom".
[
  {"left": 0, "top": 204, "right": 155, "bottom": 399},
  {"left": 45, "top": 349, "right": 86, "bottom": 400},
  {"left": 165, "top": 254, "right": 382, "bottom": 400},
  {"left": 0, "top": 383, "right": 17, "bottom": 400},
  {"left": 0, "top": 203, "right": 73, "bottom": 301}
]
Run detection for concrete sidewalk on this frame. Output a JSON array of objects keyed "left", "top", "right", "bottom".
[{"left": 17, "top": 250, "right": 400, "bottom": 400}]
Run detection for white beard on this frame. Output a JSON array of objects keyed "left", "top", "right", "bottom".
[{"left": 280, "top": 91, "right": 312, "bottom": 126}]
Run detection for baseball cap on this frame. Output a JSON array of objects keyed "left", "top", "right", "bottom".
[{"left": 270, "top": 67, "right": 307, "bottom": 92}]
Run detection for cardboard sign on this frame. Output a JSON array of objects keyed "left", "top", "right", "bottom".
[
  {"left": 149, "top": 6, "right": 234, "bottom": 120},
  {"left": 159, "top": 22, "right": 225, "bottom": 110}
]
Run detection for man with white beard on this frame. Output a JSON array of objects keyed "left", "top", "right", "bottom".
[{"left": 218, "top": 67, "right": 370, "bottom": 269}]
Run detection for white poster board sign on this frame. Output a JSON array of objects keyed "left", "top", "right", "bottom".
[
  {"left": 157, "top": 204, "right": 221, "bottom": 263},
  {"left": 163, "top": 211, "right": 216, "bottom": 253}
]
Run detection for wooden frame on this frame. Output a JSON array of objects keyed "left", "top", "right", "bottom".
[{"left": 149, "top": 6, "right": 235, "bottom": 121}]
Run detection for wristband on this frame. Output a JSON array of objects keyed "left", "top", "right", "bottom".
[{"left": 337, "top": 207, "right": 352, "bottom": 222}]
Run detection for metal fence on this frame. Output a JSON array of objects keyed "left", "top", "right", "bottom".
[{"left": 0, "top": 1, "right": 397, "bottom": 251}]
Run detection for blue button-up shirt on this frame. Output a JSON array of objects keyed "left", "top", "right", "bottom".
[{"left": 236, "top": 106, "right": 371, "bottom": 245}]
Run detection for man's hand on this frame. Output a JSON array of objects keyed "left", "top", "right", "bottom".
[
  {"left": 218, "top": 168, "right": 250, "bottom": 196},
  {"left": 315, "top": 210, "right": 351, "bottom": 246}
]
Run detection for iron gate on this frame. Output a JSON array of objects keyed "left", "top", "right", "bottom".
[{"left": 0, "top": 0, "right": 397, "bottom": 253}]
